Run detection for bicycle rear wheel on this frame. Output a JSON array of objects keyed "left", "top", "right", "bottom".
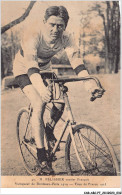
[
  {"left": 16, "top": 108, "right": 40, "bottom": 175},
  {"left": 65, "top": 123, "right": 119, "bottom": 176}
]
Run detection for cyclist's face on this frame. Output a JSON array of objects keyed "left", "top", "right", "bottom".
[{"left": 44, "top": 16, "right": 65, "bottom": 42}]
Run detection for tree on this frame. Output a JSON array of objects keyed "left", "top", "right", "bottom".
[
  {"left": 79, "top": 11, "right": 90, "bottom": 58},
  {"left": 1, "top": 31, "right": 20, "bottom": 79},
  {"left": 90, "top": 2, "right": 120, "bottom": 73},
  {"left": 1, "top": 1, "right": 36, "bottom": 34}
]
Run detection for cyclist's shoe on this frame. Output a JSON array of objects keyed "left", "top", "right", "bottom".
[
  {"left": 39, "top": 161, "right": 54, "bottom": 175},
  {"left": 36, "top": 148, "right": 54, "bottom": 175}
]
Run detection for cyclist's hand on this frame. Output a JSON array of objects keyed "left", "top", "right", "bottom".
[
  {"left": 41, "top": 86, "right": 52, "bottom": 103},
  {"left": 90, "top": 88, "right": 105, "bottom": 101},
  {"left": 84, "top": 80, "right": 105, "bottom": 101}
]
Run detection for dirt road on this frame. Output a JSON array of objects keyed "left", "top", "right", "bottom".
[{"left": 1, "top": 74, "right": 120, "bottom": 176}]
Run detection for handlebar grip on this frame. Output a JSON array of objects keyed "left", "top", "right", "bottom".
[
  {"left": 90, "top": 96, "right": 96, "bottom": 102},
  {"left": 90, "top": 88, "right": 105, "bottom": 102}
]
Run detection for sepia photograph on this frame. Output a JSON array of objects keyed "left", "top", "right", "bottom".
[{"left": 1, "top": 0, "right": 121, "bottom": 188}]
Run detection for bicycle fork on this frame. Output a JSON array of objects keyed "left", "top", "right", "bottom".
[{"left": 63, "top": 93, "right": 86, "bottom": 171}]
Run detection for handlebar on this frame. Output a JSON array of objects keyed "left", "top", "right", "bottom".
[
  {"left": 39, "top": 71, "right": 105, "bottom": 102},
  {"left": 50, "top": 76, "right": 104, "bottom": 90},
  {"left": 50, "top": 76, "right": 105, "bottom": 102}
]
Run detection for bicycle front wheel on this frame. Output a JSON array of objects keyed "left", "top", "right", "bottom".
[
  {"left": 65, "top": 123, "right": 119, "bottom": 176},
  {"left": 16, "top": 108, "right": 40, "bottom": 175}
]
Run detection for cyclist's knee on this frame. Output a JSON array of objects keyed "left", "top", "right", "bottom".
[
  {"left": 23, "top": 84, "right": 41, "bottom": 103},
  {"left": 23, "top": 84, "right": 45, "bottom": 118}
]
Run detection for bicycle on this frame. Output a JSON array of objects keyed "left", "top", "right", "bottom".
[{"left": 16, "top": 72, "right": 120, "bottom": 176}]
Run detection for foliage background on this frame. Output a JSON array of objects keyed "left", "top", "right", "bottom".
[{"left": 1, "top": 1, "right": 120, "bottom": 79}]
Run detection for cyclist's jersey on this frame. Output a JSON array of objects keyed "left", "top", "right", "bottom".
[{"left": 13, "top": 29, "right": 85, "bottom": 77}]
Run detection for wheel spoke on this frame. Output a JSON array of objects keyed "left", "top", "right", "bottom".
[
  {"left": 80, "top": 133, "right": 112, "bottom": 162},
  {"left": 17, "top": 109, "right": 40, "bottom": 175},
  {"left": 65, "top": 125, "right": 118, "bottom": 176},
  {"left": 23, "top": 142, "right": 37, "bottom": 161}
]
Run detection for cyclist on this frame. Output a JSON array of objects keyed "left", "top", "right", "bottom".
[{"left": 13, "top": 6, "right": 103, "bottom": 174}]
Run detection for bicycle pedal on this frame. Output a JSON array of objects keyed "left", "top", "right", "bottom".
[
  {"left": 47, "top": 154, "right": 57, "bottom": 162},
  {"left": 38, "top": 167, "right": 55, "bottom": 175},
  {"left": 51, "top": 155, "right": 57, "bottom": 161},
  {"left": 47, "top": 150, "right": 57, "bottom": 161},
  {"left": 37, "top": 170, "right": 50, "bottom": 176},
  {"left": 38, "top": 171, "right": 50, "bottom": 176},
  {"left": 30, "top": 137, "right": 35, "bottom": 144},
  {"left": 39, "top": 171, "right": 55, "bottom": 176},
  {"left": 92, "top": 162, "right": 97, "bottom": 168},
  {"left": 24, "top": 138, "right": 30, "bottom": 143}
]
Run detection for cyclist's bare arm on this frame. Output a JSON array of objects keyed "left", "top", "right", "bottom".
[
  {"left": 29, "top": 73, "right": 51, "bottom": 102},
  {"left": 69, "top": 61, "right": 104, "bottom": 99},
  {"left": 71, "top": 63, "right": 104, "bottom": 98},
  {"left": 64, "top": 45, "right": 99, "bottom": 94},
  {"left": 64, "top": 36, "right": 103, "bottom": 96}
]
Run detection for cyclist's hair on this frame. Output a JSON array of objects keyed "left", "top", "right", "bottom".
[{"left": 44, "top": 6, "right": 69, "bottom": 28}]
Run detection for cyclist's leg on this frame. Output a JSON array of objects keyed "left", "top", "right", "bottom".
[
  {"left": 23, "top": 84, "right": 54, "bottom": 173},
  {"left": 15, "top": 74, "right": 53, "bottom": 173},
  {"left": 23, "top": 84, "right": 46, "bottom": 148},
  {"left": 45, "top": 102, "right": 65, "bottom": 141},
  {"left": 15, "top": 74, "right": 46, "bottom": 149},
  {"left": 42, "top": 73, "right": 65, "bottom": 141}
]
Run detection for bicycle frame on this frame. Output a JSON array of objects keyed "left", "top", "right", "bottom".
[
  {"left": 17, "top": 74, "right": 120, "bottom": 176},
  {"left": 23, "top": 75, "right": 105, "bottom": 171},
  {"left": 49, "top": 86, "right": 86, "bottom": 170},
  {"left": 23, "top": 82, "right": 94, "bottom": 171}
]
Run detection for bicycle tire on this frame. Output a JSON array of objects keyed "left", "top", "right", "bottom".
[
  {"left": 65, "top": 123, "right": 120, "bottom": 176},
  {"left": 16, "top": 108, "right": 40, "bottom": 175}
]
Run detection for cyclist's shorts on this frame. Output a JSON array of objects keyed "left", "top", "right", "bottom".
[
  {"left": 15, "top": 74, "right": 31, "bottom": 89},
  {"left": 15, "top": 73, "right": 63, "bottom": 101},
  {"left": 15, "top": 72, "right": 57, "bottom": 90}
]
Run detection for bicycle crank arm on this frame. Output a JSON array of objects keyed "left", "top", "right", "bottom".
[{"left": 23, "top": 140, "right": 37, "bottom": 153}]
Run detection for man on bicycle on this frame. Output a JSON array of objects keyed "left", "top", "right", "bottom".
[{"left": 13, "top": 5, "right": 103, "bottom": 174}]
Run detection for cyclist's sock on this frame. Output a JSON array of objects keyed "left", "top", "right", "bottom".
[
  {"left": 37, "top": 147, "right": 47, "bottom": 163},
  {"left": 45, "top": 123, "right": 60, "bottom": 151},
  {"left": 45, "top": 123, "right": 56, "bottom": 141}
]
